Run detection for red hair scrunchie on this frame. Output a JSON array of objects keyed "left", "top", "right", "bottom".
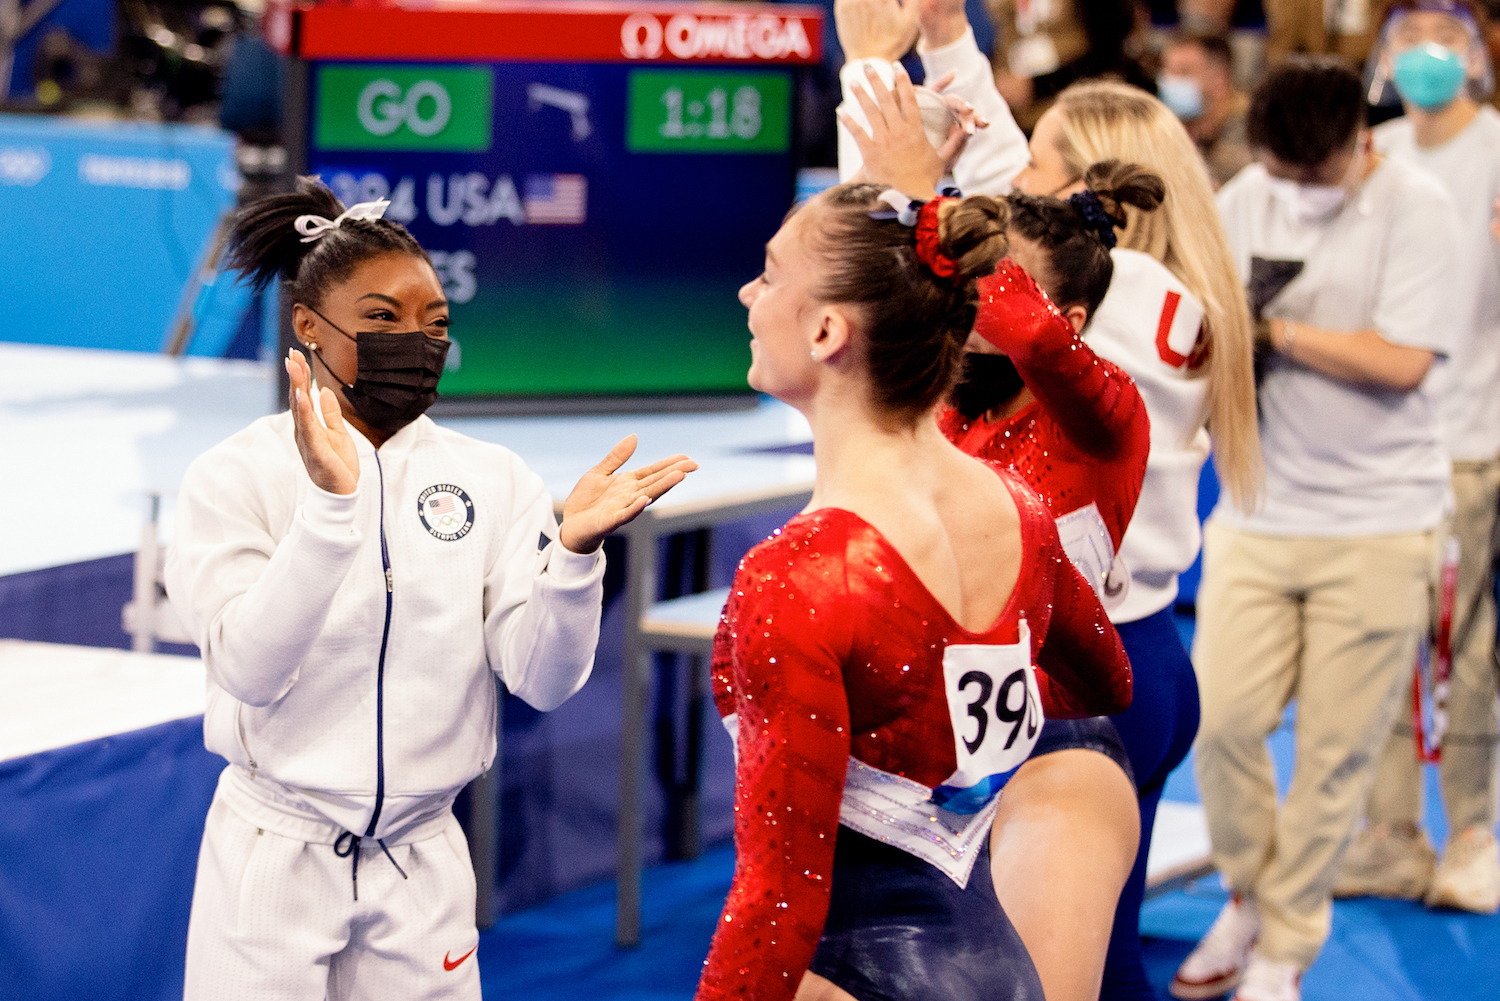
[{"left": 913, "top": 197, "right": 960, "bottom": 280}]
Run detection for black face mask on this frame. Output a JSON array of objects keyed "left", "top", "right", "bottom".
[
  {"left": 306, "top": 306, "right": 450, "bottom": 434},
  {"left": 952, "top": 352, "right": 1026, "bottom": 420}
]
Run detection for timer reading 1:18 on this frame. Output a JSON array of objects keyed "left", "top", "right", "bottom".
[
  {"left": 658, "top": 85, "right": 762, "bottom": 141},
  {"left": 626, "top": 70, "right": 790, "bottom": 153}
]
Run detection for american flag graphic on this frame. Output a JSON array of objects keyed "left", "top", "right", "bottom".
[
  {"left": 428, "top": 494, "right": 457, "bottom": 516},
  {"left": 524, "top": 174, "right": 588, "bottom": 225}
]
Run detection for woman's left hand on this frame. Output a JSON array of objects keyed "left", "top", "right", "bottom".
[{"left": 558, "top": 436, "right": 698, "bottom": 554}]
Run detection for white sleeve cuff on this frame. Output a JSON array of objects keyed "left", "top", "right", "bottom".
[
  {"left": 300, "top": 482, "right": 359, "bottom": 536},
  {"left": 546, "top": 541, "right": 602, "bottom": 583}
]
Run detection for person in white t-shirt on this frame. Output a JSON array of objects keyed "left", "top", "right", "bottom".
[
  {"left": 1333, "top": 0, "right": 1500, "bottom": 915},
  {"left": 1176, "top": 57, "right": 1461, "bottom": 1001}
]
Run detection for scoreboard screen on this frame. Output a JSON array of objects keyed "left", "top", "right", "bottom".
[{"left": 273, "top": 0, "right": 824, "bottom": 404}]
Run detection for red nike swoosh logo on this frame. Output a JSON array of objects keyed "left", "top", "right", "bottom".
[{"left": 443, "top": 946, "right": 477, "bottom": 971}]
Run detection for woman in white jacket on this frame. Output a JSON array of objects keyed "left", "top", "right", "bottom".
[{"left": 165, "top": 178, "right": 695, "bottom": 1001}]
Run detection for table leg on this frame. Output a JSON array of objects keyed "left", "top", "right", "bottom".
[{"left": 616, "top": 525, "right": 654, "bottom": 948}]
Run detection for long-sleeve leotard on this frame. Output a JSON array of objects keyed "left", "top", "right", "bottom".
[{"left": 697, "top": 467, "right": 1131, "bottom": 1001}]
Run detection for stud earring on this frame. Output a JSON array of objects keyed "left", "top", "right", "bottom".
[{"left": 810, "top": 350, "right": 819, "bottom": 362}]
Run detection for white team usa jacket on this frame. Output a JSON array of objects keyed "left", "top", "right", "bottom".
[
  {"left": 1087, "top": 249, "right": 1212, "bottom": 623},
  {"left": 165, "top": 411, "right": 604, "bottom": 843}
]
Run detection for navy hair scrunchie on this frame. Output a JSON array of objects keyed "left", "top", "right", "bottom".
[{"left": 1067, "top": 190, "right": 1123, "bottom": 250}]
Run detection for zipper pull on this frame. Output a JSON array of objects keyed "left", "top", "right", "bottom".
[{"left": 385, "top": 568, "right": 394, "bottom": 593}]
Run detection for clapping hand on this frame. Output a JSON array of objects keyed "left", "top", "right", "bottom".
[
  {"left": 914, "top": 0, "right": 970, "bottom": 49},
  {"left": 839, "top": 62, "right": 965, "bottom": 201},
  {"left": 285, "top": 348, "right": 360, "bottom": 495},
  {"left": 834, "top": 0, "right": 919, "bottom": 61},
  {"left": 558, "top": 436, "right": 698, "bottom": 554}
]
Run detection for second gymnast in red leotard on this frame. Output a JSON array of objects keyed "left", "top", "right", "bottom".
[
  {"left": 695, "top": 181, "right": 1132, "bottom": 1001},
  {"left": 938, "top": 161, "right": 1166, "bottom": 1001}
]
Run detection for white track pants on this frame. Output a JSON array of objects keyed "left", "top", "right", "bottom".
[{"left": 183, "top": 789, "right": 481, "bottom": 1001}]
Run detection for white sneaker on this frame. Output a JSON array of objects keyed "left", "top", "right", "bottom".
[
  {"left": 1331, "top": 822, "right": 1435, "bottom": 900},
  {"left": 1425, "top": 826, "right": 1500, "bottom": 914},
  {"left": 1232, "top": 951, "right": 1301, "bottom": 1001},
  {"left": 1170, "top": 896, "right": 1260, "bottom": 1000}
]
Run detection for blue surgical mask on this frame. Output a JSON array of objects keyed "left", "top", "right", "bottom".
[
  {"left": 1157, "top": 74, "right": 1204, "bottom": 120},
  {"left": 1392, "top": 42, "right": 1467, "bottom": 109}
]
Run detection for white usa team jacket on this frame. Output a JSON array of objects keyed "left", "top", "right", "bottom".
[
  {"left": 165, "top": 411, "right": 604, "bottom": 843},
  {"left": 1087, "top": 249, "right": 1212, "bottom": 623}
]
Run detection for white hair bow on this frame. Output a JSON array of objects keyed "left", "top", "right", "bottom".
[{"left": 294, "top": 199, "right": 391, "bottom": 243}]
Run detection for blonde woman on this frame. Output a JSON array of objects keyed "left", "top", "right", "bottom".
[
  {"left": 834, "top": 5, "right": 1260, "bottom": 997},
  {"left": 1012, "top": 78, "right": 1261, "bottom": 1001}
]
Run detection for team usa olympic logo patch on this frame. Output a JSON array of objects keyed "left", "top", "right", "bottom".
[{"left": 417, "top": 484, "right": 475, "bottom": 541}]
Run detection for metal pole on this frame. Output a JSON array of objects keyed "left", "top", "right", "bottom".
[
  {"left": 130, "top": 494, "right": 162, "bottom": 654},
  {"left": 615, "top": 521, "right": 655, "bottom": 948},
  {"left": 678, "top": 527, "right": 712, "bottom": 859}
]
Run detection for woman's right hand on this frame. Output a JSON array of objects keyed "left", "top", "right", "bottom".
[
  {"left": 839, "top": 62, "right": 960, "bottom": 202},
  {"left": 285, "top": 348, "right": 361, "bottom": 495}
]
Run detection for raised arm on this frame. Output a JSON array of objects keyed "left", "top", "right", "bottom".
[
  {"left": 977, "top": 259, "right": 1150, "bottom": 460},
  {"left": 914, "top": 0, "right": 1029, "bottom": 196},
  {"left": 696, "top": 547, "right": 853, "bottom": 1001},
  {"left": 164, "top": 356, "right": 367, "bottom": 708},
  {"left": 485, "top": 435, "right": 696, "bottom": 710},
  {"left": 481, "top": 468, "right": 605, "bottom": 712},
  {"left": 165, "top": 445, "right": 363, "bottom": 708}
]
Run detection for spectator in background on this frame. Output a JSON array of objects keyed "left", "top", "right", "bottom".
[
  {"left": 1178, "top": 57, "right": 1460, "bottom": 1001},
  {"left": 987, "top": 0, "right": 1154, "bottom": 131},
  {"left": 1159, "top": 33, "right": 1254, "bottom": 186},
  {"left": 1262, "top": 0, "right": 1379, "bottom": 64},
  {"left": 1335, "top": 0, "right": 1500, "bottom": 915}
]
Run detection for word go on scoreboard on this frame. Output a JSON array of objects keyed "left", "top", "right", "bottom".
[{"left": 268, "top": 0, "right": 824, "bottom": 405}]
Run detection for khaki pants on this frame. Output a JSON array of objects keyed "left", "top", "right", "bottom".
[
  {"left": 1365, "top": 460, "right": 1500, "bottom": 835},
  {"left": 1194, "top": 521, "right": 1437, "bottom": 967}
]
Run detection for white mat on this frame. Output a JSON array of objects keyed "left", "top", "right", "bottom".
[{"left": 0, "top": 640, "right": 205, "bottom": 762}]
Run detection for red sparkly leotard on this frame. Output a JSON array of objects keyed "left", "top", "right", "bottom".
[
  {"left": 697, "top": 467, "right": 1131, "bottom": 1001},
  {"left": 939, "top": 260, "right": 1151, "bottom": 600}
]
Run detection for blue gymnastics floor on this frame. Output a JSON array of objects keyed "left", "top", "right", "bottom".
[{"left": 473, "top": 614, "right": 1500, "bottom": 1000}]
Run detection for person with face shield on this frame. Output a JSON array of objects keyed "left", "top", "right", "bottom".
[
  {"left": 1327, "top": 0, "right": 1500, "bottom": 916},
  {"left": 1177, "top": 57, "right": 1463, "bottom": 1001},
  {"left": 163, "top": 178, "right": 697, "bottom": 1000},
  {"left": 1158, "top": 33, "right": 1254, "bottom": 189}
]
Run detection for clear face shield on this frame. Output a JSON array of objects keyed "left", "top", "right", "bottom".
[{"left": 1364, "top": 3, "right": 1495, "bottom": 109}]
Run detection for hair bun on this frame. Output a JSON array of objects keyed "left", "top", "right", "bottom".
[
  {"left": 936, "top": 194, "right": 1010, "bottom": 284},
  {"left": 1080, "top": 159, "right": 1165, "bottom": 221}
]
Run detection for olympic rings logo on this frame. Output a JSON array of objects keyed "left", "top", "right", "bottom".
[{"left": 356, "top": 79, "right": 453, "bottom": 138}]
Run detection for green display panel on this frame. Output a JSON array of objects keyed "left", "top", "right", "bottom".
[
  {"left": 316, "top": 65, "right": 494, "bottom": 152},
  {"left": 626, "top": 71, "right": 790, "bottom": 154}
]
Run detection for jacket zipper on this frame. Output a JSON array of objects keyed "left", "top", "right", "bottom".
[
  {"left": 236, "top": 702, "right": 258, "bottom": 779},
  {"left": 363, "top": 452, "right": 394, "bottom": 843}
]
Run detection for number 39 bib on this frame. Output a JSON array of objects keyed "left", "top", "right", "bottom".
[{"left": 932, "top": 619, "right": 1043, "bottom": 815}]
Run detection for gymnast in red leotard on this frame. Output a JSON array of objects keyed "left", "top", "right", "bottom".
[
  {"left": 940, "top": 162, "right": 1162, "bottom": 594},
  {"left": 695, "top": 176, "right": 1131, "bottom": 1001},
  {"left": 935, "top": 160, "right": 1165, "bottom": 1001}
]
